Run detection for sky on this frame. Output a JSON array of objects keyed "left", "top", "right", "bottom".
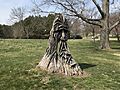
[{"left": 0, "top": 0, "right": 32, "bottom": 25}]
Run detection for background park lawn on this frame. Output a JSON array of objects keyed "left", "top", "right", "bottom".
[{"left": 0, "top": 39, "right": 120, "bottom": 90}]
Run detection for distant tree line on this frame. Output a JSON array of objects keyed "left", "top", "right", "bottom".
[
  {"left": 0, "top": 13, "right": 120, "bottom": 40},
  {"left": 0, "top": 25, "right": 13, "bottom": 38},
  {"left": 0, "top": 14, "right": 55, "bottom": 39}
]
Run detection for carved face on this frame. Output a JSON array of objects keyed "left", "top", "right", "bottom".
[
  {"left": 53, "top": 28, "right": 69, "bottom": 42},
  {"left": 53, "top": 14, "right": 69, "bottom": 42}
]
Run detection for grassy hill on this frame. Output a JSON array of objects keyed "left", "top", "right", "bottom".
[{"left": 0, "top": 39, "right": 120, "bottom": 90}]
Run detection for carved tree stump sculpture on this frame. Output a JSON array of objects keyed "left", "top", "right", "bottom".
[{"left": 36, "top": 14, "right": 83, "bottom": 76}]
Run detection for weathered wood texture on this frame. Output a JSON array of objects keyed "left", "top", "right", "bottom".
[{"left": 36, "top": 14, "right": 82, "bottom": 76}]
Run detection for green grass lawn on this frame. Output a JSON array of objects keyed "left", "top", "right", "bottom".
[{"left": 0, "top": 39, "right": 120, "bottom": 90}]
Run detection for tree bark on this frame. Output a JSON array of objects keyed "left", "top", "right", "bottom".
[
  {"left": 115, "top": 27, "right": 120, "bottom": 41},
  {"left": 36, "top": 14, "right": 83, "bottom": 76},
  {"left": 100, "top": 29, "right": 110, "bottom": 49},
  {"left": 99, "top": 0, "right": 110, "bottom": 49}
]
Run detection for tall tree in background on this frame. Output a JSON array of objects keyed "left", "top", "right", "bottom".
[
  {"left": 10, "top": 7, "right": 28, "bottom": 38},
  {"left": 32, "top": 0, "right": 120, "bottom": 49},
  {"left": 110, "top": 12, "right": 120, "bottom": 41},
  {"left": 69, "top": 18, "right": 82, "bottom": 38}
]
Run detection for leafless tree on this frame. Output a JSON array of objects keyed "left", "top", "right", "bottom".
[
  {"left": 69, "top": 18, "right": 82, "bottom": 38},
  {"left": 10, "top": 7, "right": 29, "bottom": 38},
  {"left": 10, "top": 7, "right": 26, "bottom": 22},
  {"left": 32, "top": 0, "right": 120, "bottom": 49},
  {"left": 110, "top": 12, "right": 120, "bottom": 41}
]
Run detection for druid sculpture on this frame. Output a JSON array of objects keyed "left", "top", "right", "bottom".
[{"left": 36, "top": 14, "right": 83, "bottom": 76}]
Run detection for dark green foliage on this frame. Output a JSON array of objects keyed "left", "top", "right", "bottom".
[
  {"left": 0, "top": 14, "right": 55, "bottom": 39},
  {"left": 0, "top": 25, "right": 13, "bottom": 38},
  {"left": 13, "top": 14, "right": 55, "bottom": 39}
]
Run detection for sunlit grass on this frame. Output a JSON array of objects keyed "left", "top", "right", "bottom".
[{"left": 0, "top": 39, "right": 120, "bottom": 90}]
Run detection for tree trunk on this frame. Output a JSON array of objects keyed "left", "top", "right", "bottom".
[
  {"left": 100, "top": 29, "right": 110, "bottom": 49},
  {"left": 92, "top": 26, "right": 96, "bottom": 43},
  {"left": 115, "top": 28, "right": 120, "bottom": 41},
  {"left": 36, "top": 14, "right": 83, "bottom": 76},
  {"left": 100, "top": 0, "right": 110, "bottom": 49}
]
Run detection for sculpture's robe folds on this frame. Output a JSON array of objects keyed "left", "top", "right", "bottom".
[{"left": 36, "top": 14, "right": 83, "bottom": 76}]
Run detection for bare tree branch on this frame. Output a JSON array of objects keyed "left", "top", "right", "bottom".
[
  {"left": 10, "top": 7, "right": 26, "bottom": 23},
  {"left": 92, "top": 0, "right": 104, "bottom": 18},
  {"left": 110, "top": 20, "right": 120, "bottom": 31},
  {"left": 75, "top": 14, "right": 102, "bottom": 27},
  {"left": 32, "top": 0, "right": 103, "bottom": 27},
  {"left": 51, "top": 0, "right": 102, "bottom": 27}
]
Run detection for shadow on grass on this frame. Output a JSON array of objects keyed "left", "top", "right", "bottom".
[
  {"left": 79, "top": 63, "right": 96, "bottom": 70},
  {"left": 112, "top": 47, "right": 120, "bottom": 49}
]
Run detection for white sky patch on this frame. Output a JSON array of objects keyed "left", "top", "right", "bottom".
[
  {"left": 110, "top": 1, "right": 120, "bottom": 13},
  {"left": 0, "top": 0, "right": 32, "bottom": 25}
]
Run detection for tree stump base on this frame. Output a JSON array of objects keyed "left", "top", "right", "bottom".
[{"left": 36, "top": 14, "right": 84, "bottom": 76}]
